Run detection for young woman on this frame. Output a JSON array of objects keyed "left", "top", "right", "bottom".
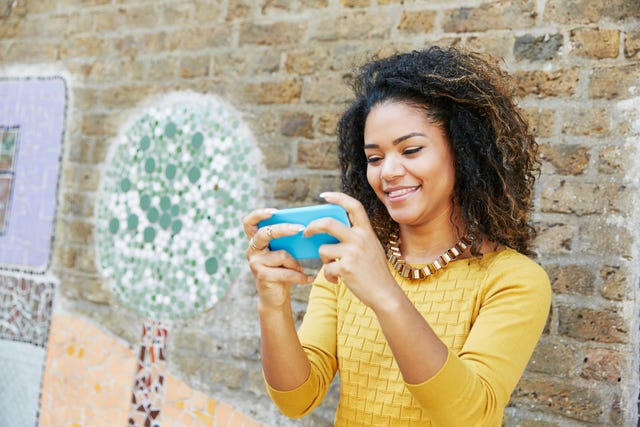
[{"left": 243, "top": 46, "right": 551, "bottom": 426}]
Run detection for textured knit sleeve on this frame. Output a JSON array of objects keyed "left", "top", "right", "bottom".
[
  {"left": 405, "top": 251, "right": 551, "bottom": 427},
  {"left": 266, "top": 268, "right": 339, "bottom": 417}
]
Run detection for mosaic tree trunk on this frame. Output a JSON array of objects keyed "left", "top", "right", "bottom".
[{"left": 129, "top": 321, "right": 167, "bottom": 427}]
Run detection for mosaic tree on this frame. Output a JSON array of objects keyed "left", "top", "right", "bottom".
[
  {"left": 95, "top": 94, "right": 259, "bottom": 425},
  {"left": 97, "top": 94, "right": 258, "bottom": 321}
]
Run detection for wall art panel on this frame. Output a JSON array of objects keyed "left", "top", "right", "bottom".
[
  {"left": 0, "top": 77, "right": 67, "bottom": 272},
  {"left": 0, "top": 274, "right": 55, "bottom": 427}
]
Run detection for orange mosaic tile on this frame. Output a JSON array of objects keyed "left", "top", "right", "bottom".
[
  {"left": 40, "top": 313, "right": 135, "bottom": 427},
  {"left": 161, "top": 370, "right": 268, "bottom": 427},
  {"left": 39, "top": 313, "right": 269, "bottom": 427}
]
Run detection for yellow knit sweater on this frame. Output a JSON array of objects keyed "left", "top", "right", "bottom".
[{"left": 267, "top": 248, "right": 551, "bottom": 426}]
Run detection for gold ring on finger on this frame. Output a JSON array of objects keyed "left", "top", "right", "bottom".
[{"left": 249, "top": 237, "right": 263, "bottom": 251}]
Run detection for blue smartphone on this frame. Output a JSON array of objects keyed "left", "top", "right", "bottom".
[{"left": 258, "top": 204, "right": 349, "bottom": 259}]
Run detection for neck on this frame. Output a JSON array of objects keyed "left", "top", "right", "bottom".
[{"left": 397, "top": 221, "right": 466, "bottom": 264}]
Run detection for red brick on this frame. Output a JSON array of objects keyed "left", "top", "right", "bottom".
[
  {"left": 581, "top": 347, "right": 623, "bottom": 383},
  {"left": 533, "top": 221, "right": 575, "bottom": 255},
  {"left": 570, "top": 28, "right": 620, "bottom": 59},
  {"left": 624, "top": 30, "right": 640, "bottom": 58},
  {"left": 443, "top": 0, "right": 536, "bottom": 32},
  {"left": 297, "top": 140, "right": 339, "bottom": 169},
  {"left": 514, "top": 33, "right": 563, "bottom": 61},
  {"left": 513, "top": 69, "right": 580, "bottom": 98},
  {"left": 599, "top": 265, "right": 632, "bottom": 301},
  {"left": 527, "top": 337, "right": 582, "bottom": 376},
  {"left": 512, "top": 377, "right": 607, "bottom": 423},
  {"left": 521, "top": 108, "right": 555, "bottom": 138},
  {"left": 280, "top": 112, "right": 314, "bottom": 138},
  {"left": 558, "top": 306, "right": 629, "bottom": 344},
  {"left": 167, "top": 27, "right": 229, "bottom": 51},
  {"left": 284, "top": 47, "right": 332, "bottom": 75},
  {"left": 239, "top": 22, "right": 308, "bottom": 45},
  {"left": 303, "top": 75, "right": 353, "bottom": 104},
  {"left": 545, "top": 264, "right": 595, "bottom": 295},
  {"left": 539, "top": 144, "right": 589, "bottom": 175},
  {"left": 561, "top": 107, "right": 610, "bottom": 136},
  {"left": 340, "top": 0, "right": 370, "bottom": 7},
  {"left": 243, "top": 80, "right": 302, "bottom": 105},
  {"left": 311, "top": 11, "right": 392, "bottom": 41},
  {"left": 544, "top": 0, "right": 640, "bottom": 24},
  {"left": 397, "top": 10, "right": 436, "bottom": 33},
  {"left": 273, "top": 177, "right": 311, "bottom": 201},
  {"left": 590, "top": 64, "right": 640, "bottom": 100}
]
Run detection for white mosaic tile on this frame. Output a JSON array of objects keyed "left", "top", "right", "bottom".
[{"left": 0, "top": 340, "right": 46, "bottom": 427}]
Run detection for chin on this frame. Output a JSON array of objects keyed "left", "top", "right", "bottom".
[{"left": 387, "top": 211, "right": 418, "bottom": 226}]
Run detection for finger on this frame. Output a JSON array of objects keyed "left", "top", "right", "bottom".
[
  {"left": 318, "top": 192, "right": 371, "bottom": 230},
  {"left": 321, "top": 260, "right": 340, "bottom": 284},
  {"left": 254, "top": 249, "right": 306, "bottom": 272},
  {"left": 246, "top": 236, "right": 266, "bottom": 257},
  {"left": 303, "top": 217, "right": 352, "bottom": 243},
  {"left": 251, "top": 223, "right": 305, "bottom": 253},
  {"left": 317, "top": 243, "right": 343, "bottom": 266},
  {"left": 242, "top": 208, "right": 278, "bottom": 239},
  {"left": 249, "top": 251, "right": 313, "bottom": 284},
  {"left": 257, "top": 267, "right": 314, "bottom": 286}
]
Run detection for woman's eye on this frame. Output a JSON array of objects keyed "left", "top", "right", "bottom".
[
  {"left": 366, "top": 155, "right": 382, "bottom": 164},
  {"left": 403, "top": 147, "right": 423, "bottom": 156}
]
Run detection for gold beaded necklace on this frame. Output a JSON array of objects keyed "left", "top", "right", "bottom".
[{"left": 386, "top": 233, "right": 473, "bottom": 280}]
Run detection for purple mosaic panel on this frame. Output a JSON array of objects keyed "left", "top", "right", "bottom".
[
  {"left": 0, "top": 78, "right": 67, "bottom": 272},
  {"left": 0, "top": 274, "right": 55, "bottom": 347}
]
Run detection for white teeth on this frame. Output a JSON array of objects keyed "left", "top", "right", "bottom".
[{"left": 388, "top": 187, "right": 418, "bottom": 196}]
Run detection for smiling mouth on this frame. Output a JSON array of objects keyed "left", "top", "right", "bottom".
[{"left": 385, "top": 186, "right": 421, "bottom": 200}]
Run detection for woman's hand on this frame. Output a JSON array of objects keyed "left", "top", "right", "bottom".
[
  {"left": 243, "top": 208, "right": 314, "bottom": 391},
  {"left": 304, "top": 192, "right": 399, "bottom": 310},
  {"left": 243, "top": 208, "right": 313, "bottom": 310}
]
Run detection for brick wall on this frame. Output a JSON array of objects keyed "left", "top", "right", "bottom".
[{"left": 1, "top": 0, "right": 638, "bottom": 425}]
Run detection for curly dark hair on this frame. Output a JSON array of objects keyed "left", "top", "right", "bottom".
[{"left": 337, "top": 46, "right": 540, "bottom": 257}]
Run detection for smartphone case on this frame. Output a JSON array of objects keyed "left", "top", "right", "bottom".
[{"left": 258, "top": 204, "right": 349, "bottom": 259}]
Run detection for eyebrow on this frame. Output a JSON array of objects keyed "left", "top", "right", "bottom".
[{"left": 363, "top": 132, "right": 427, "bottom": 149}]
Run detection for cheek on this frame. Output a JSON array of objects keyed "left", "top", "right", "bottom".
[
  {"left": 366, "top": 166, "right": 379, "bottom": 189},
  {"left": 366, "top": 167, "right": 386, "bottom": 201}
]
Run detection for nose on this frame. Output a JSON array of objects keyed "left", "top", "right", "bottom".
[{"left": 380, "top": 154, "right": 404, "bottom": 182}]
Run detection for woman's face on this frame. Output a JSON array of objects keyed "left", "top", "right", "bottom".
[{"left": 364, "top": 101, "right": 457, "bottom": 228}]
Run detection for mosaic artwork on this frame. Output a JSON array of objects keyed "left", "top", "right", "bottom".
[
  {"left": 0, "top": 126, "right": 19, "bottom": 233},
  {"left": 0, "top": 77, "right": 67, "bottom": 272},
  {"left": 96, "top": 93, "right": 259, "bottom": 321},
  {"left": 40, "top": 313, "right": 267, "bottom": 427},
  {"left": 96, "top": 93, "right": 261, "bottom": 426},
  {"left": 0, "top": 274, "right": 55, "bottom": 427},
  {"left": 40, "top": 313, "right": 139, "bottom": 427},
  {"left": 129, "top": 321, "right": 167, "bottom": 427},
  {"left": 0, "top": 275, "right": 55, "bottom": 345}
]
